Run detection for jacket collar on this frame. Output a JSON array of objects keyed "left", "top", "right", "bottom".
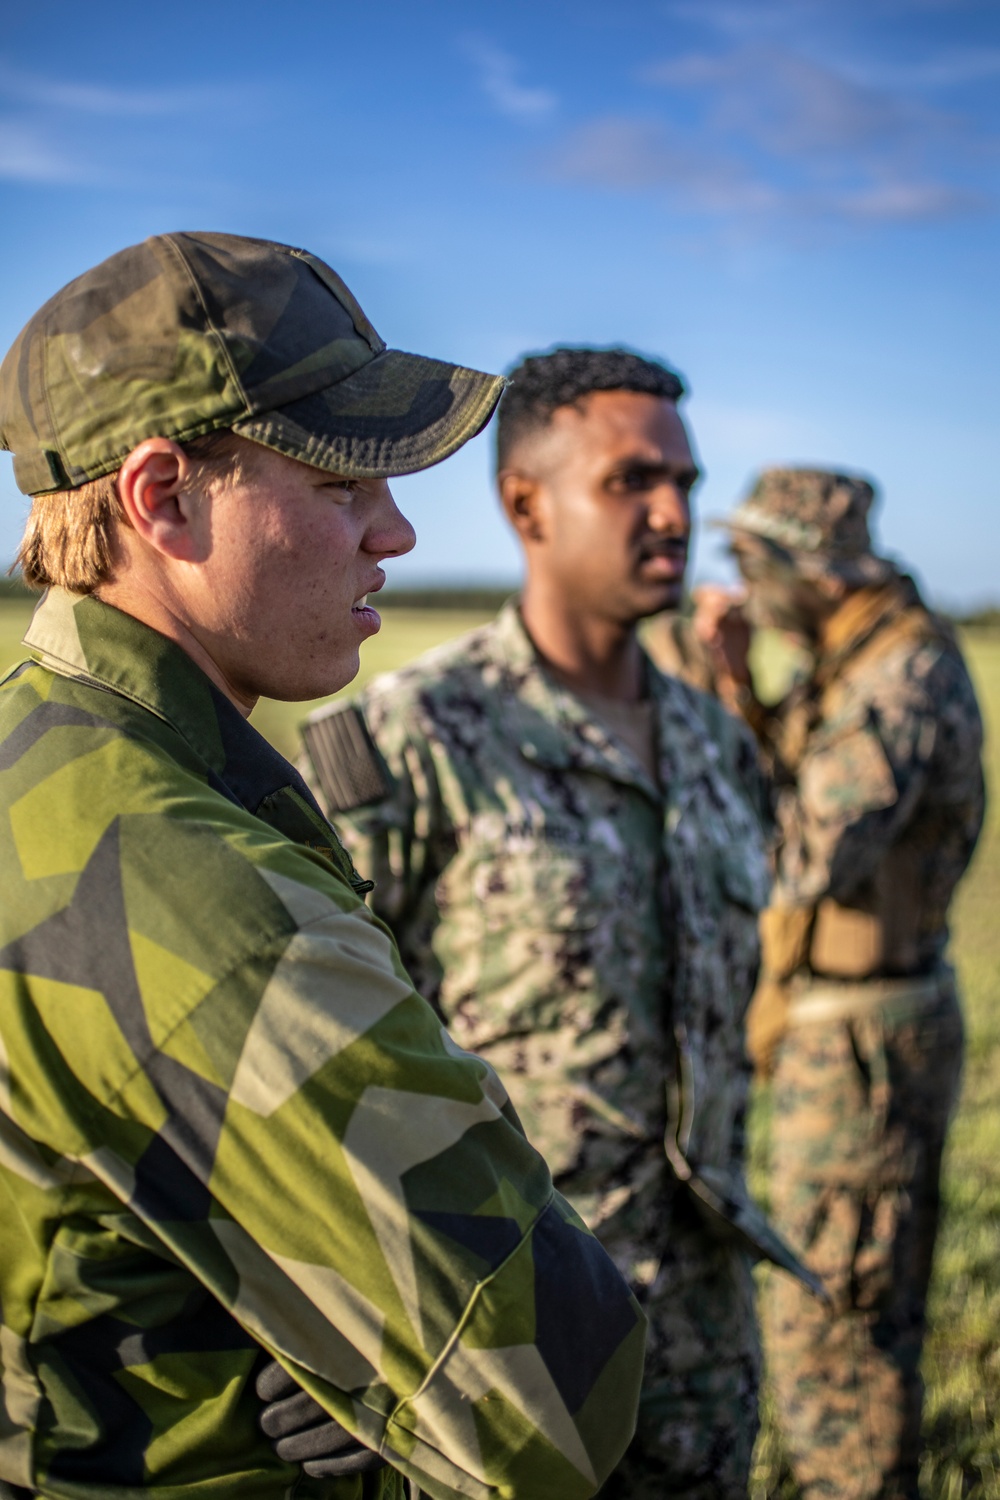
[
  {"left": 490, "top": 599, "right": 720, "bottom": 803},
  {"left": 22, "top": 589, "right": 336, "bottom": 842}
]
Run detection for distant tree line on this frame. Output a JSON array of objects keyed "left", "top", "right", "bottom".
[
  {"left": 1, "top": 574, "right": 997, "bottom": 627},
  {"left": 372, "top": 585, "right": 516, "bottom": 611}
]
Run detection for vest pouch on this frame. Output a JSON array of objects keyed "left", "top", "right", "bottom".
[{"left": 810, "top": 897, "right": 884, "bottom": 978}]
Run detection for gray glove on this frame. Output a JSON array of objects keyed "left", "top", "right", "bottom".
[{"left": 256, "top": 1358, "right": 387, "bottom": 1478}]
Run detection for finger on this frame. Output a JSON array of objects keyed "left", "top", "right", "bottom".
[
  {"left": 692, "top": 583, "right": 743, "bottom": 610},
  {"left": 304, "top": 1448, "right": 389, "bottom": 1478},
  {"left": 260, "top": 1389, "right": 328, "bottom": 1441},
  {"left": 255, "top": 1359, "right": 299, "bottom": 1404},
  {"left": 275, "top": 1419, "right": 359, "bottom": 1462}
]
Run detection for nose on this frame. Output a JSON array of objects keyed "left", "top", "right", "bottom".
[
  {"left": 646, "top": 480, "right": 691, "bottom": 536},
  {"left": 368, "top": 480, "right": 417, "bottom": 559}
]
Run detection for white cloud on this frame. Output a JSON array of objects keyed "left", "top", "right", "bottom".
[
  {"left": 543, "top": 34, "right": 997, "bottom": 230},
  {"left": 462, "top": 37, "right": 557, "bottom": 122},
  {"left": 544, "top": 112, "right": 987, "bottom": 226},
  {"left": 0, "top": 63, "right": 244, "bottom": 118},
  {"left": 547, "top": 116, "right": 781, "bottom": 213},
  {"left": 0, "top": 63, "right": 258, "bottom": 187},
  {"left": 833, "top": 180, "right": 991, "bottom": 220},
  {"left": 646, "top": 47, "right": 934, "bottom": 156},
  {"left": 0, "top": 120, "right": 80, "bottom": 183}
]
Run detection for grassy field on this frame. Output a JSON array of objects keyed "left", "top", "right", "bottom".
[{"left": 2, "top": 597, "right": 998, "bottom": 1495}]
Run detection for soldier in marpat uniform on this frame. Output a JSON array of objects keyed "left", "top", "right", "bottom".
[
  {"left": 683, "top": 467, "right": 985, "bottom": 1499},
  {"left": 0, "top": 237, "right": 648, "bottom": 1499},
  {"left": 302, "top": 349, "right": 821, "bottom": 1499}
]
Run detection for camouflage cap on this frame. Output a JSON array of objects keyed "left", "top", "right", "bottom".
[
  {"left": 717, "top": 467, "right": 891, "bottom": 583},
  {"left": 0, "top": 231, "right": 505, "bottom": 495}
]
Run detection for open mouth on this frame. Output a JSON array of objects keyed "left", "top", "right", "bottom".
[
  {"left": 638, "top": 540, "right": 688, "bottom": 578},
  {"left": 351, "top": 593, "right": 382, "bottom": 630}
]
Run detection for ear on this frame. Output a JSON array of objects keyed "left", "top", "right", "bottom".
[
  {"left": 498, "top": 469, "right": 548, "bottom": 544},
  {"left": 116, "top": 438, "right": 209, "bottom": 563}
]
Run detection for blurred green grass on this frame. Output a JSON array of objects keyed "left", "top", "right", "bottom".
[{"left": 3, "top": 598, "right": 999, "bottom": 1494}]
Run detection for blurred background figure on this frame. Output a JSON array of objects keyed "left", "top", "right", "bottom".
[{"left": 667, "top": 467, "right": 985, "bottom": 1500}]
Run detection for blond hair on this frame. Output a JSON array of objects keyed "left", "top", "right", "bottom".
[{"left": 15, "top": 430, "right": 253, "bottom": 594}]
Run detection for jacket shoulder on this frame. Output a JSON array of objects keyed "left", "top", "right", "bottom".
[
  {"left": 837, "top": 605, "right": 982, "bottom": 736},
  {"left": 0, "top": 663, "right": 358, "bottom": 956},
  {"left": 357, "top": 619, "right": 507, "bottom": 751}
]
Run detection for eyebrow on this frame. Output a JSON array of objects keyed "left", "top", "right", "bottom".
[{"left": 609, "top": 457, "right": 701, "bottom": 484}]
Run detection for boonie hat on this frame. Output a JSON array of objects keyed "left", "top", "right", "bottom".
[
  {"left": 716, "top": 466, "right": 891, "bottom": 583},
  {"left": 0, "top": 232, "right": 505, "bottom": 495}
]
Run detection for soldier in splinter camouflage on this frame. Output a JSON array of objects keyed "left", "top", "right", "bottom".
[
  {"left": 0, "top": 235, "right": 646, "bottom": 1499},
  {"left": 302, "top": 350, "right": 822, "bottom": 1499},
  {"left": 684, "top": 467, "right": 985, "bottom": 1499}
]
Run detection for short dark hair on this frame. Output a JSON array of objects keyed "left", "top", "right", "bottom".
[{"left": 496, "top": 346, "right": 686, "bottom": 470}]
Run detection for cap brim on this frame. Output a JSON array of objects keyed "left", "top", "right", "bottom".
[{"left": 231, "top": 348, "right": 504, "bottom": 479}]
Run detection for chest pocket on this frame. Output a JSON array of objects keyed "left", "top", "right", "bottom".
[
  {"left": 467, "top": 839, "right": 601, "bottom": 932},
  {"left": 668, "top": 772, "right": 770, "bottom": 941},
  {"left": 797, "top": 716, "right": 897, "bottom": 827}
]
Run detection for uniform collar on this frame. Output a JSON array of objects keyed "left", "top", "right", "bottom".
[
  {"left": 25, "top": 587, "right": 233, "bottom": 768},
  {"left": 21, "top": 589, "right": 342, "bottom": 852},
  {"left": 490, "top": 599, "right": 720, "bottom": 802}
]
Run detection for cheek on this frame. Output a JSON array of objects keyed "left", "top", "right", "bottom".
[
  {"left": 577, "top": 511, "right": 634, "bottom": 576},
  {"left": 552, "top": 498, "right": 624, "bottom": 561},
  {"left": 252, "top": 511, "right": 353, "bottom": 596}
]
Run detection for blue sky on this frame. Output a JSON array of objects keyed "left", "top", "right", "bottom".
[{"left": 1, "top": 0, "right": 998, "bottom": 607}]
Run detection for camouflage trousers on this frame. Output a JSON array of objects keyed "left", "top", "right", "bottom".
[
  {"left": 598, "top": 1189, "right": 760, "bottom": 1500},
  {"left": 762, "top": 979, "right": 964, "bottom": 1500}
]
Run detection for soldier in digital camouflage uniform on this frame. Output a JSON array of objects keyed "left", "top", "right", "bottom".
[
  {"left": 0, "top": 235, "right": 648, "bottom": 1500},
  {"left": 302, "top": 349, "right": 822, "bottom": 1499},
  {"left": 681, "top": 467, "right": 985, "bottom": 1499}
]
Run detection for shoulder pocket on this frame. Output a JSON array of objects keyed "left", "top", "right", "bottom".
[
  {"left": 798, "top": 720, "right": 896, "bottom": 825},
  {"left": 301, "top": 702, "right": 393, "bottom": 813}
]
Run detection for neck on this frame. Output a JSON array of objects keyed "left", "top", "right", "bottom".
[
  {"left": 520, "top": 576, "right": 645, "bottom": 701},
  {"left": 96, "top": 575, "right": 258, "bottom": 718}
]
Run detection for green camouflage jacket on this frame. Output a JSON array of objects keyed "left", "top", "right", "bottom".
[
  {"left": 0, "top": 589, "right": 645, "bottom": 1500},
  {"left": 311, "top": 604, "right": 787, "bottom": 1286}
]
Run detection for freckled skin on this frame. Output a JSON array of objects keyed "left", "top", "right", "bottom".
[{"left": 179, "top": 448, "right": 416, "bottom": 706}]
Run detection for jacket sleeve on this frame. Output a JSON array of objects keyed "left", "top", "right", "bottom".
[
  {"left": 65, "top": 843, "right": 646, "bottom": 1500},
  {"left": 772, "top": 638, "right": 984, "bottom": 907}
]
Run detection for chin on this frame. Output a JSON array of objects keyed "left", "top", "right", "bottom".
[
  {"left": 257, "top": 654, "right": 361, "bottom": 705},
  {"left": 631, "top": 583, "right": 685, "bottom": 620}
]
